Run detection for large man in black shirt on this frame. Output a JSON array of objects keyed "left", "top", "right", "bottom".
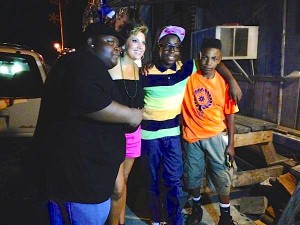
[{"left": 32, "top": 22, "right": 142, "bottom": 224}]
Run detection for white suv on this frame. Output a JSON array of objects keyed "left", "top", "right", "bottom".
[
  {"left": 0, "top": 43, "right": 47, "bottom": 136},
  {"left": 0, "top": 43, "right": 47, "bottom": 224}
]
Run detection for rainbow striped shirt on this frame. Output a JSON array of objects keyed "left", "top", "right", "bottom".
[{"left": 141, "top": 59, "right": 197, "bottom": 140}]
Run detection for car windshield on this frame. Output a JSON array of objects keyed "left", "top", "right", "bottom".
[{"left": 0, "top": 52, "right": 43, "bottom": 98}]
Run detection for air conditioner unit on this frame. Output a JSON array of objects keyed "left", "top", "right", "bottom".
[{"left": 191, "top": 26, "right": 259, "bottom": 60}]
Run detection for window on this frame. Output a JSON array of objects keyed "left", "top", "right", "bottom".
[{"left": 0, "top": 53, "right": 43, "bottom": 98}]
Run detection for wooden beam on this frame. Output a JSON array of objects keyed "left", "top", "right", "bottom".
[
  {"left": 273, "top": 132, "right": 300, "bottom": 151},
  {"left": 234, "top": 131, "right": 273, "bottom": 147},
  {"left": 260, "top": 141, "right": 289, "bottom": 165},
  {"left": 235, "top": 115, "right": 277, "bottom": 131},
  {"left": 260, "top": 214, "right": 275, "bottom": 224},
  {"left": 240, "top": 196, "right": 268, "bottom": 214},
  {"left": 232, "top": 165, "right": 284, "bottom": 187},
  {"left": 277, "top": 173, "right": 297, "bottom": 196},
  {"left": 235, "top": 124, "right": 251, "bottom": 134},
  {"left": 281, "top": 159, "right": 299, "bottom": 169},
  {"left": 253, "top": 220, "right": 267, "bottom": 225},
  {"left": 265, "top": 206, "right": 276, "bottom": 219},
  {"left": 235, "top": 116, "right": 265, "bottom": 131},
  {"left": 274, "top": 125, "right": 300, "bottom": 137}
]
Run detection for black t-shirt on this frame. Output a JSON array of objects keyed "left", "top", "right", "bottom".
[{"left": 33, "top": 48, "right": 125, "bottom": 203}]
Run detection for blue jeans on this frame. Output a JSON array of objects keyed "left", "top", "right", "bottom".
[
  {"left": 141, "top": 136, "right": 183, "bottom": 225},
  {"left": 47, "top": 198, "right": 110, "bottom": 225}
]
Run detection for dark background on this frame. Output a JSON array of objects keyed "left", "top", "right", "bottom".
[{"left": 0, "top": 0, "right": 88, "bottom": 65}]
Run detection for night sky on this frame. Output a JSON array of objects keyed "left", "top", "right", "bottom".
[{"left": 0, "top": 0, "right": 88, "bottom": 65}]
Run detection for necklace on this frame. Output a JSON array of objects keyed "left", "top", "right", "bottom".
[{"left": 120, "top": 57, "right": 138, "bottom": 99}]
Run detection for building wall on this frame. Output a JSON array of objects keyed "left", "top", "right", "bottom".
[
  {"left": 280, "top": 0, "right": 300, "bottom": 129},
  {"left": 150, "top": 0, "right": 300, "bottom": 129}
]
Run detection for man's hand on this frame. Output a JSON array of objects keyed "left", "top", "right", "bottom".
[
  {"left": 140, "top": 62, "right": 154, "bottom": 76},
  {"left": 225, "top": 145, "right": 235, "bottom": 164},
  {"left": 128, "top": 108, "right": 143, "bottom": 127}
]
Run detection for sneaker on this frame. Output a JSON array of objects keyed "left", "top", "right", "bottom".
[
  {"left": 149, "top": 221, "right": 167, "bottom": 225},
  {"left": 218, "top": 214, "right": 239, "bottom": 225},
  {"left": 150, "top": 222, "right": 160, "bottom": 225},
  {"left": 185, "top": 204, "right": 203, "bottom": 225}
]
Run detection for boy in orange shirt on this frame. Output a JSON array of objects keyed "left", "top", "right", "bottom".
[{"left": 182, "top": 38, "right": 239, "bottom": 225}]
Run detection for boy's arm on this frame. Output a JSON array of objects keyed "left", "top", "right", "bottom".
[
  {"left": 225, "top": 113, "right": 235, "bottom": 161},
  {"left": 216, "top": 62, "right": 242, "bottom": 102},
  {"left": 140, "top": 61, "right": 154, "bottom": 76}
]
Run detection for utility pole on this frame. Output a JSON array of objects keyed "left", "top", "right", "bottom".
[
  {"left": 49, "top": 0, "right": 66, "bottom": 51},
  {"left": 58, "top": 0, "right": 64, "bottom": 50}
]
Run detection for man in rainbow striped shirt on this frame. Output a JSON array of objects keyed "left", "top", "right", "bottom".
[{"left": 140, "top": 26, "right": 241, "bottom": 225}]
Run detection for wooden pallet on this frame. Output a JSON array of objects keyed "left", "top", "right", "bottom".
[{"left": 232, "top": 115, "right": 289, "bottom": 187}]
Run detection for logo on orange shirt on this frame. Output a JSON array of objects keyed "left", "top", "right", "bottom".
[{"left": 194, "top": 87, "right": 212, "bottom": 117}]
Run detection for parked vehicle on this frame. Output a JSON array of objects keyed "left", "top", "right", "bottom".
[
  {"left": 0, "top": 43, "right": 47, "bottom": 131},
  {"left": 0, "top": 43, "right": 47, "bottom": 225}
]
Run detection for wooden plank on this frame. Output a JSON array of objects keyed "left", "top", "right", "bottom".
[
  {"left": 281, "top": 159, "right": 299, "bottom": 169},
  {"left": 254, "top": 220, "right": 267, "bottom": 225},
  {"left": 235, "top": 115, "right": 266, "bottom": 131},
  {"left": 259, "top": 141, "right": 289, "bottom": 165},
  {"left": 235, "top": 114, "right": 277, "bottom": 131},
  {"left": 236, "top": 114, "right": 276, "bottom": 130},
  {"left": 277, "top": 181, "right": 300, "bottom": 225},
  {"left": 240, "top": 196, "right": 268, "bottom": 214},
  {"left": 235, "top": 123, "right": 251, "bottom": 134},
  {"left": 274, "top": 125, "right": 300, "bottom": 138},
  {"left": 273, "top": 132, "right": 300, "bottom": 152},
  {"left": 260, "top": 214, "right": 275, "bottom": 224},
  {"left": 234, "top": 131, "right": 273, "bottom": 147},
  {"left": 265, "top": 206, "right": 276, "bottom": 219},
  {"left": 235, "top": 137, "right": 289, "bottom": 166},
  {"left": 272, "top": 127, "right": 289, "bottom": 135},
  {"left": 232, "top": 165, "right": 284, "bottom": 187},
  {"left": 277, "top": 173, "right": 297, "bottom": 196}
]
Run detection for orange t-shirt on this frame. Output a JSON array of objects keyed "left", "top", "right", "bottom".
[{"left": 182, "top": 70, "right": 239, "bottom": 143}]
